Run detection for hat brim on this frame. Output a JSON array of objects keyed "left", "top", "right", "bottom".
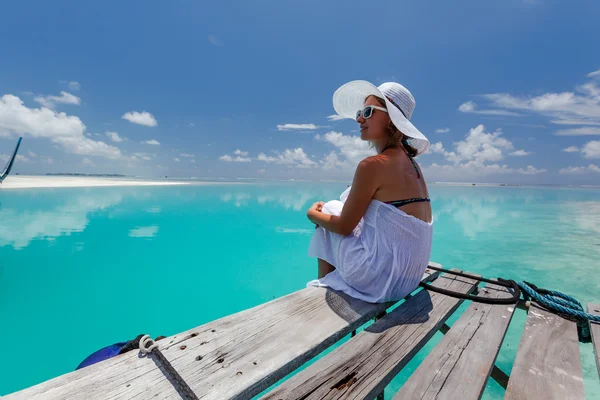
[{"left": 332, "top": 80, "right": 430, "bottom": 156}]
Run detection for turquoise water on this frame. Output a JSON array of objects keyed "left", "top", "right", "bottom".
[{"left": 1, "top": 182, "right": 599, "bottom": 397}]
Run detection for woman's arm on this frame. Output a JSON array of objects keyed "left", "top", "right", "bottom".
[{"left": 307, "top": 159, "right": 379, "bottom": 236}]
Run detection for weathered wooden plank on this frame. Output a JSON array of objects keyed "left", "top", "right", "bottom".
[
  {"left": 260, "top": 271, "right": 479, "bottom": 400},
  {"left": 6, "top": 267, "right": 440, "bottom": 400},
  {"left": 505, "top": 303, "right": 585, "bottom": 400},
  {"left": 588, "top": 303, "right": 600, "bottom": 379},
  {"left": 394, "top": 283, "right": 516, "bottom": 400}
]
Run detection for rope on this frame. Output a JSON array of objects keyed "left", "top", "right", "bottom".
[
  {"left": 139, "top": 335, "right": 199, "bottom": 400},
  {"left": 517, "top": 282, "right": 600, "bottom": 343},
  {"left": 421, "top": 266, "right": 600, "bottom": 343},
  {"left": 421, "top": 266, "right": 521, "bottom": 305}
]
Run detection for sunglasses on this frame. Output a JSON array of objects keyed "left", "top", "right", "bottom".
[{"left": 356, "top": 105, "right": 388, "bottom": 121}]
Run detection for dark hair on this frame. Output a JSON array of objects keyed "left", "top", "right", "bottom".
[{"left": 372, "top": 96, "right": 418, "bottom": 157}]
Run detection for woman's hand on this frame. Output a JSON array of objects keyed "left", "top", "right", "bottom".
[
  {"left": 310, "top": 201, "right": 325, "bottom": 213},
  {"left": 307, "top": 201, "right": 325, "bottom": 227}
]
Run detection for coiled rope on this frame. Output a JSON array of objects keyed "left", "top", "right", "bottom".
[
  {"left": 422, "top": 266, "right": 600, "bottom": 342},
  {"left": 517, "top": 281, "right": 600, "bottom": 343}
]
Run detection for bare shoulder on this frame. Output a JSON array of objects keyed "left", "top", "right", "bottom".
[
  {"left": 354, "top": 155, "right": 386, "bottom": 183},
  {"left": 358, "top": 154, "right": 387, "bottom": 169}
]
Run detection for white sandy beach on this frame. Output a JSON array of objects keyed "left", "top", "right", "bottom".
[{"left": 0, "top": 175, "right": 192, "bottom": 189}]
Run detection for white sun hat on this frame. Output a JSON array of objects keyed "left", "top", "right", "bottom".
[{"left": 332, "top": 80, "right": 430, "bottom": 156}]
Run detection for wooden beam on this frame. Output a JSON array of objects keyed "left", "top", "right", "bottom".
[
  {"left": 393, "top": 283, "right": 516, "bottom": 399},
  {"left": 260, "top": 271, "right": 478, "bottom": 399},
  {"left": 587, "top": 303, "right": 600, "bottom": 379},
  {"left": 5, "top": 267, "right": 440, "bottom": 400},
  {"left": 505, "top": 303, "right": 585, "bottom": 400}
]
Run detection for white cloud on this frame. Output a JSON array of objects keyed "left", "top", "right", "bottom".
[
  {"left": 516, "top": 165, "right": 546, "bottom": 175},
  {"left": 315, "top": 131, "right": 374, "bottom": 169},
  {"left": 422, "top": 125, "right": 545, "bottom": 179},
  {"left": 34, "top": 91, "right": 81, "bottom": 109},
  {"left": 556, "top": 127, "right": 600, "bottom": 136},
  {"left": 3, "top": 154, "right": 30, "bottom": 163},
  {"left": 54, "top": 136, "right": 122, "bottom": 159},
  {"left": 458, "top": 101, "right": 521, "bottom": 116},
  {"left": 550, "top": 119, "right": 600, "bottom": 126},
  {"left": 60, "top": 80, "right": 81, "bottom": 91},
  {"left": 82, "top": 158, "right": 95, "bottom": 167},
  {"left": 257, "top": 148, "right": 316, "bottom": 168},
  {"left": 425, "top": 161, "right": 546, "bottom": 179},
  {"left": 426, "top": 142, "right": 446, "bottom": 154},
  {"left": 189, "top": 122, "right": 195, "bottom": 127},
  {"left": 220, "top": 149, "right": 251, "bottom": 162},
  {"left": 435, "top": 128, "right": 450, "bottom": 133},
  {"left": 131, "top": 152, "right": 152, "bottom": 161},
  {"left": 582, "top": 140, "right": 600, "bottom": 159},
  {"left": 559, "top": 166, "right": 586, "bottom": 174},
  {"left": 47, "top": 157, "right": 54, "bottom": 164},
  {"left": 319, "top": 151, "right": 346, "bottom": 169},
  {"left": 174, "top": 157, "right": 181, "bottom": 162},
  {"left": 180, "top": 153, "right": 194, "bottom": 158},
  {"left": 122, "top": 111, "right": 157, "bottom": 127},
  {"left": 563, "top": 146, "right": 580, "bottom": 153},
  {"left": 0, "top": 94, "right": 121, "bottom": 159},
  {"left": 141, "top": 139, "right": 160, "bottom": 145},
  {"left": 510, "top": 150, "right": 531, "bottom": 156},
  {"left": 559, "top": 164, "right": 600, "bottom": 174},
  {"left": 479, "top": 75, "right": 600, "bottom": 131},
  {"left": 444, "top": 124, "right": 514, "bottom": 164},
  {"left": 588, "top": 69, "right": 600, "bottom": 78},
  {"left": 28, "top": 151, "right": 37, "bottom": 158},
  {"left": 68, "top": 81, "right": 81, "bottom": 91},
  {"left": 106, "top": 131, "right": 126, "bottom": 142},
  {"left": 129, "top": 225, "right": 159, "bottom": 238},
  {"left": 220, "top": 154, "right": 251, "bottom": 162},
  {"left": 208, "top": 35, "right": 223, "bottom": 46},
  {"left": 326, "top": 114, "right": 346, "bottom": 121},
  {"left": 277, "top": 123, "right": 319, "bottom": 131}
]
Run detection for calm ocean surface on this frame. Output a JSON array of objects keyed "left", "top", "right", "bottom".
[{"left": 1, "top": 182, "right": 599, "bottom": 398}]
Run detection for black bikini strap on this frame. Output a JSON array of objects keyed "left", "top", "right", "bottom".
[
  {"left": 387, "top": 198, "right": 430, "bottom": 208},
  {"left": 380, "top": 142, "right": 421, "bottom": 179}
]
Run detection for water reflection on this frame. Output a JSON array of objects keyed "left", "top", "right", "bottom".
[
  {"left": 128, "top": 225, "right": 159, "bottom": 238},
  {"left": 219, "top": 186, "right": 343, "bottom": 211},
  {"left": 563, "top": 201, "right": 600, "bottom": 234},
  {"left": 0, "top": 190, "right": 124, "bottom": 250}
]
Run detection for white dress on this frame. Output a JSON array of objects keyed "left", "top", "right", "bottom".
[{"left": 307, "top": 187, "right": 433, "bottom": 303}]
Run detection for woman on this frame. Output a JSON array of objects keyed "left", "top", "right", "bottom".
[{"left": 306, "top": 80, "right": 433, "bottom": 303}]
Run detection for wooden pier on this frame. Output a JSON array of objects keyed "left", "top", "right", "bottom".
[{"left": 4, "top": 263, "right": 599, "bottom": 399}]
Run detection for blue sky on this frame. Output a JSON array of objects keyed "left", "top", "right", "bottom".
[{"left": 0, "top": 0, "right": 599, "bottom": 184}]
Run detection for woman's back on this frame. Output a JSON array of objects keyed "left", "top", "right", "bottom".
[{"left": 369, "top": 147, "right": 432, "bottom": 224}]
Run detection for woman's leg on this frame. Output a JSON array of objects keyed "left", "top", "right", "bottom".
[
  {"left": 315, "top": 200, "right": 342, "bottom": 279},
  {"left": 318, "top": 258, "right": 335, "bottom": 278}
]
